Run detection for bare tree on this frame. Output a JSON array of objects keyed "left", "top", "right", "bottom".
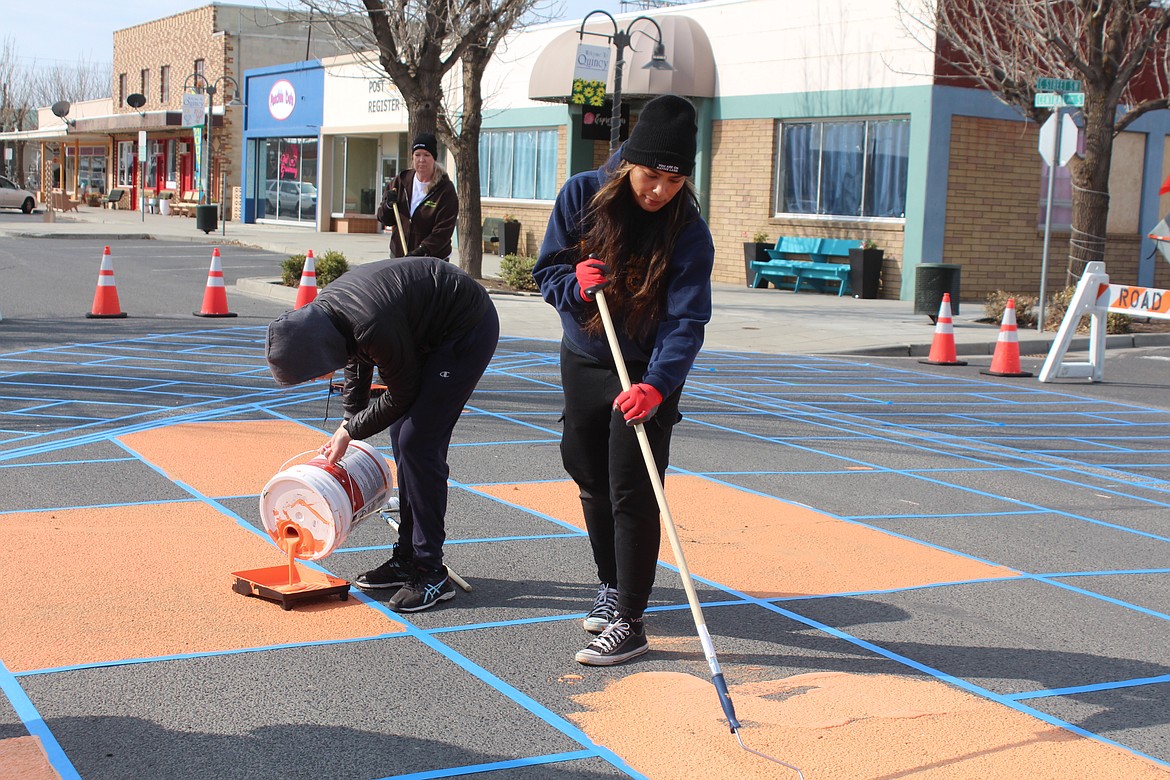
[
  {"left": 0, "top": 35, "right": 111, "bottom": 188},
  {"left": 900, "top": 0, "right": 1170, "bottom": 285},
  {"left": 293, "top": 0, "right": 547, "bottom": 278}
]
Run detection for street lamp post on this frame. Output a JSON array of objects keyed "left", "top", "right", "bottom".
[
  {"left": 183, "top": 72, "right": 242, "bottom": 231},
  {"left": 578, "top": 11, "right": 673, "bottom": 154}
]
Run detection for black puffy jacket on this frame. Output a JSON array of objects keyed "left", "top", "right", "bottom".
[{"left": 280, "top": 257, "right": 492, "bottom": 440}]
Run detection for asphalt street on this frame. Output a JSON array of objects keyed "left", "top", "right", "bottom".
[{"left": 1, "top": 228, "right": 1170, "bottom": 779}]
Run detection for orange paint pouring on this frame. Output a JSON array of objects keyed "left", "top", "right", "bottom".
[
  {"left": 569, "top": 671, "right": 1170, "bottom": 780},
  {"left": 230, "top": 524, "right": 350, "bottom": 607}
]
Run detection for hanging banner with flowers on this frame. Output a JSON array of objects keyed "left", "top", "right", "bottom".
[
  {"left": 192, "top": 126, "right": 204, "bottom": 201},
  {"left": 570, "top": 43, "right": 610, "bottom": 106}
]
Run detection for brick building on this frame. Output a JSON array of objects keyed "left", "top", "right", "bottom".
[
  {"left": 474, "top": 0, "right": 1170, "bottom": 301},
  {"left": 14, "top": 3, "right": 347, "bottom": 219}
]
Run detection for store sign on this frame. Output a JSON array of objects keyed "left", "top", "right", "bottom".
[
  {"left": 322, "top": 62, "right": 408, "bottom": 127},
  {"left": 268, "top": 80, "right": 297, "bottom": 121},
  {"left": 581, "top": 100, "right": 627, "bottom": 141},
  {"left": 570, "top": 43, "right": 610, "bottom": 106}
]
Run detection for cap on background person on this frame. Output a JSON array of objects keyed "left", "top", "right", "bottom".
[
  {"left": 620, "top": 94, "right": 698, "bottom": 177},
  {"left": 412, "top": 133, "right": 438, "bottom": 160}
]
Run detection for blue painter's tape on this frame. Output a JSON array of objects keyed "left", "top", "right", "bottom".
[
  {"left": 373, "top": 749, "right": 595, "bottom": 780},
  {"left": 0, "top": 660, "right": 81, "bottom": 780}
]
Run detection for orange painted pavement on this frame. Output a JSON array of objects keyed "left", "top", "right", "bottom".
[
  {"left": 570, "top": 671, "right": 1170, "bottom": 780},
  {"left": 118, "top": 419, "right": 339, "bottom": 498},
  {"left": 0, "top": 737, "right": 61, "bottom": 780},
  {"left": 0, "top": 503, "right": 401, "bottom": 673},
  {"left": 479, "top": 476, "right": 1016, "bottom": 597}
]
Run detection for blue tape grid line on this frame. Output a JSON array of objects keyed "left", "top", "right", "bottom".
[
  {"left": 4, "top": 331, "right": 1170, "bottom": 773},
  {"left": 100, "top": 433, "right": 648, "bottom": 779},
  {"left": 0, "top": 661, "right": 81, "bottom": 780}
]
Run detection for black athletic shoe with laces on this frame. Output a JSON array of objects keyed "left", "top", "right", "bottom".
[
  {"left": 575, "top": 617, "right": 648, "bottom": 666},
  {"left": 583, "top": 583, "right": 618, "bottom": 634},
  {"left": 353, "top": 547, "right": 413, "bottom": 590},
  {"left": 387, "top": 565, "right": 456, "bottom": 612}
]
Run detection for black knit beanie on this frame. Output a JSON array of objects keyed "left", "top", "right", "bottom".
[
  {"left": 412, "top": 133, "right": 437, "bottom": 159},
  {"left": 620, "top": 94, "right": 697, "bottom": 176}
]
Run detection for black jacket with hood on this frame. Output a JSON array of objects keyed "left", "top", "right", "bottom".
[{"left": 265, "top": 257, "right": 492, "bottom": 440}]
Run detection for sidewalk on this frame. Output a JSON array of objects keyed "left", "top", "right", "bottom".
[{"left": 9, "top": 204, "right": 1169, "bottom": 357}]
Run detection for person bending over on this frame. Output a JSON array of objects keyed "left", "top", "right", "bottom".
[{"left": 265, "top": 257, "right": 498, "bottom": 612}]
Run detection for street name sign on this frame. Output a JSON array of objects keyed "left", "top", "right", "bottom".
[
  {"left": 1035, "top": 92, "right": 1085, "bottom": 108},
  {"left": 1037, "top": 78, "right": 1082, "bottom": 93}
]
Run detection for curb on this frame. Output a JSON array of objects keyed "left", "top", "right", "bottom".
[{"left": 843, "top": 332, "right": 1170, "bottom": 358}]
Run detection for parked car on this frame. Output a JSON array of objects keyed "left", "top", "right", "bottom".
[
  {"left": 265, "top": 180, "right": 317, "bottom": 215},
  {"left": 0, "top": 175, "right": 37, "bottom": 214}
]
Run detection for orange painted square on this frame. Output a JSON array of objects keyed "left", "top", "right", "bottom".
[
  {"left": 0, "top": 736, "right": 60, "bottom": 780},
  {"left": 479, "top": 476, "right": 1016, "bottom": 598},
  {"left": 0, "top": 502, "right": 401, "bottom": 673},
  {"left": 118, "top": 419, "right": 379, "bottom": 499}
]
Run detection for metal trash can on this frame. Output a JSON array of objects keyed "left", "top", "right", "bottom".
[
  {"left": 196, "top": 204, "right": 218, "bottom": 234},
  {"left": 914, "top": 263, "right": 961, "bottom": 317}
]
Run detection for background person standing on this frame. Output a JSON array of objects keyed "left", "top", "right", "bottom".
[
  {"left": 533, "top": 95, "right": 714, "bottom": 666},
  {"left": 378, "top": 133, "right": 459, "bottom": 260}
]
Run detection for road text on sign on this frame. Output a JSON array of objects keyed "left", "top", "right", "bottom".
[
  {"left": 1108, "top": 285, "right": 1170, "bottom": 320},
  {"left": 1035, "top": 92, "right": 1085, "bottom": 108}
]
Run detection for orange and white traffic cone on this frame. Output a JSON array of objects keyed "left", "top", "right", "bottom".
[
  {"left": 294, "top": 250, "right": 318, "bottom": 309},
  {"left": 194, "top": 247, "right": 238, "bottom": 317},
  {"left": 919, "top": 293, "right": 965, "bottom": 366},
  {"left": 981, "top": 298, "right": 1033, "bottom": 377},
  {"left": 86, "top": 245, "right": 128, "bottom": 319}
]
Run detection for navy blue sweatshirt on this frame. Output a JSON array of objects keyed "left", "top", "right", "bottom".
[{"left": 533, "top": 153, "right": 714, "bottom": 398}]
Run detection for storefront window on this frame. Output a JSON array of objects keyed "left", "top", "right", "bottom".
[
  {"left": 166, "top": 140, "right": 178, "bottom": 190},
  {"left": 117, "top": 141, "right": 136, "bottom": 188},
  {"left": 478, "top": 128, "right": 558, "bottom": 200},
  {"left": 260, "top": 136, "right": 318, "bottom": 223},
  {"left": 331, "top": 136, "right": 379, "bottom": 216},
  {"left": 65, "top": 146, "right": 108, "bottom": 194}
]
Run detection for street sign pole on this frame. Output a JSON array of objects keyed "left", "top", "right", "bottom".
[{"left": 1038, "top": 109, "right": 1063, "bottom": 333}]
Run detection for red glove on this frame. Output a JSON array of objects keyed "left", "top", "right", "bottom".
[
  {"left": 614, "top": 383, "right": 663, "bottom": 426},
  {"left": 575, "top": 256, "right": 610, "bottom": 301}
]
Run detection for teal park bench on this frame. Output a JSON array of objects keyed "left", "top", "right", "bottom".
[{"left": 750, "top": 237, "right": 862, "bottom": 296}]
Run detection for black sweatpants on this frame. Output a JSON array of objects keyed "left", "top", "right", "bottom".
[
  {"left": 391, "top": 305, "right": 499, "bottom": 568},
  {"left": 559, "top": 341, "right": 682, "bottom": 619}
]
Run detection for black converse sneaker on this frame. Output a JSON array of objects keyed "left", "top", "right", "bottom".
[
  {"left": 575, "top": 617, "right": 648, "bottom": 666},
  {"left": 353, "top": 546, "right": 413, "bottom": 590},
  {"left": 583, "top": 583, "right": 618, "bottom": 634},
  {"left": 387, "top": 565, "right": 456, "bottom": 613}
]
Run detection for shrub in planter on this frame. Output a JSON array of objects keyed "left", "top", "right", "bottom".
[
  {"left": 281, "top": 250, "right": 349, "bottom": 288},
  {"left": 984, "top": 290, "right": 1039, "bottom": 329},
  {"left": 1044, "top": 286, "right": 1130, "bottom": 334},
  {"left": 498, "top": 254, "right": 538, "bottom": 292}
]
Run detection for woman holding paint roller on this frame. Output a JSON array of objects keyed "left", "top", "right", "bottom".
[
  {"left": 377, "top": 133, "right": 459, "bottom": 260},
  {"left": 533, "top": 94, "right": 714, "bottom": 666},
  {"left": 265, "top": 256, "right": 498, "bottom": 612}
]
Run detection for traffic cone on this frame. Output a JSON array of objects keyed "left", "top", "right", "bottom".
[
  {"left": 294, "top": 250, "right": 318, "bottom": 309},
  {"left": 86, "top": 246, "right": 128, "bottom": 319},
  {"left": 981, "top": 298, "right": 1033, "bottom": 377},
  {"left": 194, "top": 248, "right": 238, "bottom": 318},
  {"left": 919, "top": 293, "right": 965, "bottom": 365}
]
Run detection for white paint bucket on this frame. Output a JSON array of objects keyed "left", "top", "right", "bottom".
[{"left": 259, "top": 439, "right": 392, "bottom": 561}]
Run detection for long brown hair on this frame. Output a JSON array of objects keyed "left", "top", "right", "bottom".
[{"left": 580, "top": 161, "right": 698, "bottom": 341}]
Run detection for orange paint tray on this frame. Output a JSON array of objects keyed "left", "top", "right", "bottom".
[{"left": 231, "top": 564, "right": 350, "bottom": 611}]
